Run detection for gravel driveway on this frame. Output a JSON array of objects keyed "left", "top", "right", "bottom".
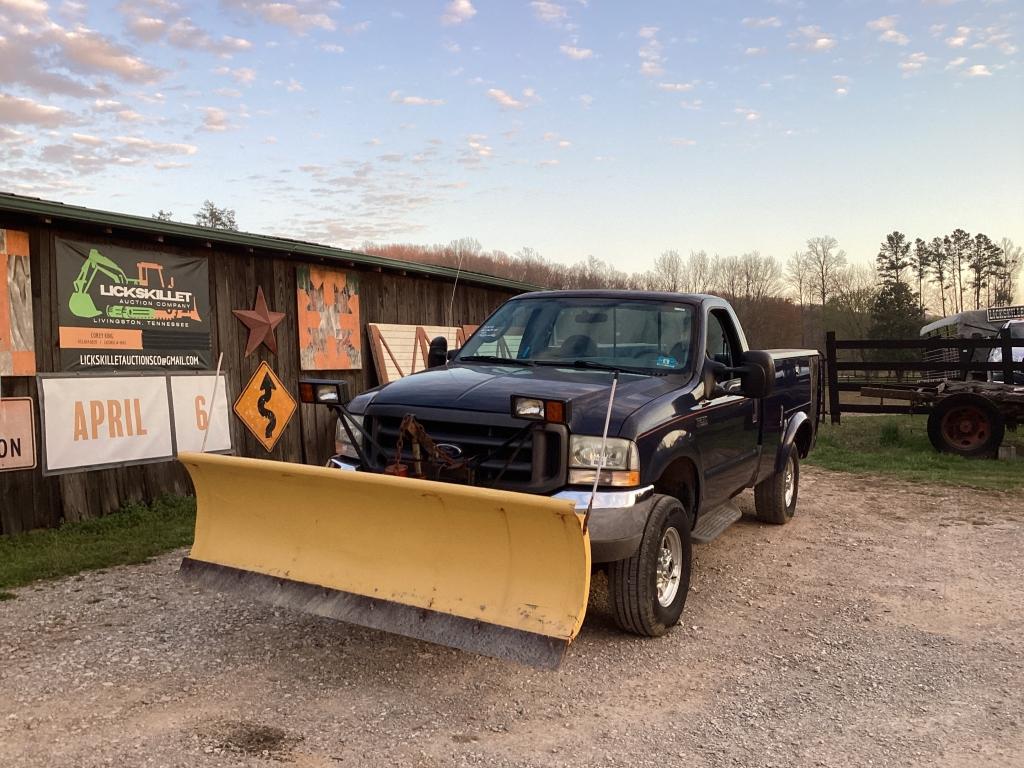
[{"left": 2, "top": 467, "right": 1022, "bottom": 768}]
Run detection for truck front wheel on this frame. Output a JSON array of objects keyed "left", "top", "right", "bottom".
[{"left": 607, "top": 494, "right": 692, "bottom": 637}]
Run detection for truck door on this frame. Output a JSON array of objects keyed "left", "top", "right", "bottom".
[{"left": 695, "top": 309, "right": 761, "bottom": 507}]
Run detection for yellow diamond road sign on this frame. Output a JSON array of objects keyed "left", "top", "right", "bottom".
[{"left": 233, "top": 361, "right": 296, "bottom": 452}]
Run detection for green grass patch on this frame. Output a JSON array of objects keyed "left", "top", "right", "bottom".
[
  {"left": 807, "top": 415, "right": 1024, "bottom": 491},
  {"left": 0, "top": 495, "right": 195, "bottom": 596}
]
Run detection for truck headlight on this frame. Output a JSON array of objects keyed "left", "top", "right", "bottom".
[
  {"left": 568, "top": 435, "right": 640, "bottom": 487},
  {"left": 335, "top": 414, "right": 364, "bottom": 460}
]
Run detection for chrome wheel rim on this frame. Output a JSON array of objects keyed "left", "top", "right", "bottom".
[
  {"left": 783, "top": 455, "right": 796, "bottom": 508},
  {"left": 656, "top": 527, "right": 683, "bottom": 607}
]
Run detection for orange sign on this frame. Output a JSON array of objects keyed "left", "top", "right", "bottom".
[
  {"left": 0, "top": 397, "right": 37, "bottom": 472},
  {"left": 58, "top": 327, "right": 144, "bottom": 350},
  {"left": 233, "top": 362, "right": 296, "bottom": 452},
  {"left": 1, "top": 229, "right": 36, "bottom": 376}
]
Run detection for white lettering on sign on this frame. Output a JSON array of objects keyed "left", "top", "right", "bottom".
[
  {"left": 169, "top": 374, "right": 231, "bottom": 453},
  {"left": 0, "top": 397, "right": 37, "bottom": 472},
  {"left": 40, "top": 376, "right": 173, "bottom": 474}
]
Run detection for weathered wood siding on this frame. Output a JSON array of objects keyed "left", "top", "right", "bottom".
[{"left": 0, "top": 221, "right": 518, "bottom": 534}]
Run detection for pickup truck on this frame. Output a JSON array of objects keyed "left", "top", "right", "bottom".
[{"left": 323, "top": 290, "right": 821, "bottom": 639}]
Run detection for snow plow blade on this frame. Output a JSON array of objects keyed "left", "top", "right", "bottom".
[{"left": 178, "top": 452, "right": 590, "bottom": 669}]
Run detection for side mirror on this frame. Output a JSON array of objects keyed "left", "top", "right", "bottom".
[
  {"left": 701, "top": 358, "right": 728, "bottom": 400},
  {"left": 735, "top": 350, "right": 775, "bottom": 399},
  {"left": 427, "top": 336, "right": 448, "bottom": 368}
]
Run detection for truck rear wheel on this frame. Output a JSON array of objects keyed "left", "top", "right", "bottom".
[
  {"left": 607, "top": 494, "right": 691, "bottom": 637},
  {"left": 754, "top": 443, "right": 799, "bottom": 525}
]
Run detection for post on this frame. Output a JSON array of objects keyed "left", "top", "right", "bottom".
[
  {"left": 825, "top": 331, "right": 841, "bottom": 425},
  {"left": 1002, "top": 336, "right": 1014, "bottom": 385}
]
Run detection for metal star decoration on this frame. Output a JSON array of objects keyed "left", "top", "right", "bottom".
[{"left": 233, "top": 286, "right": 286, "bottom": 356}]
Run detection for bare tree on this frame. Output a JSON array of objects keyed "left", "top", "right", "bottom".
[
  {"left": 686, "top": 250, "right": 715, "bottom": 293},
  {"left": 805, "top": 235, "right": 847, "bottom": 313},
  {"left": 652, "top": 250, "right": 685, "bottom": 292},
  {"left": 153, "top": 209, "right": 174, "bottom": 221},
  {"left": 996, "top": 238, "right": 1023, "bottom": 305}
]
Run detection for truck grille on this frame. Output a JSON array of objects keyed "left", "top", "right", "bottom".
[{"left": 364, "top": 410, "right": 566, "bottom": 493}]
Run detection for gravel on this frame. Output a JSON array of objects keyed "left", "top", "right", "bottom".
[{"left": 2, "top": 467, "right": 1022, "bottom": 768}]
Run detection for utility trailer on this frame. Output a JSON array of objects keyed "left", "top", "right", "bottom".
[{"left": 860, "top": 380, "right": 1023, "bottom": 458}]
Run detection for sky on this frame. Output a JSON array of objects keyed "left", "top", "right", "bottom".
[{"left": 1, "top": 0, "right": 1021, "bottom": 274}]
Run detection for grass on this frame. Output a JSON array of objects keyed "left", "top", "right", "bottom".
[
  {"left": 807, "top": 415, "right": 1024, "bottom": 492},
  {"left": 0, "top": 495, "right": 195, "bottom": 599}
]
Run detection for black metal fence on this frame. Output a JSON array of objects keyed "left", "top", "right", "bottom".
[{"left": 824, "top": 332, "right": 1024, "bottom": 424}]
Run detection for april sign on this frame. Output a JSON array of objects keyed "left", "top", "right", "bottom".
[{"left": 56, "top": 239, "right": 211, "bottom": 371}]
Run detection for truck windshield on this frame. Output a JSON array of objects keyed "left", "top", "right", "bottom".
[{"left": 459, "top": 298, "right": 695, "bottom": 373}]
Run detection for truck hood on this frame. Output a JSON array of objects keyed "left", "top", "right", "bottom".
[{"left": 368, "top": 363, "right": 691, "bottom": 435}]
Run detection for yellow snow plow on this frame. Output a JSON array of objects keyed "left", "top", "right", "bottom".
[{"left": 178, "top": 452, "right": 590, "bottom": 668}]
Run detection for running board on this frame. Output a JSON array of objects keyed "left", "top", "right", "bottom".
[{"left": 691, "top": 502, "right": 742, "bottom": 544}]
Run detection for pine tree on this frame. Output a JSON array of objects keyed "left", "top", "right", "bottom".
[
  {"left": 928, "top": 236, "right": 950, "bottom": 316},
  {"left": 876, "top": 231, "right": 911, "bottom": 289},
  {"left": 910, "top": 238, "right": 930, "bottom": 314}
]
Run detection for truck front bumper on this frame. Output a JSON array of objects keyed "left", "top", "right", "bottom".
[
  {"left": 327, "top": 457, "right": 654, "bottom": 564},
  {"left": 551, "top": 487, "right": 655, "bottom": 563}
]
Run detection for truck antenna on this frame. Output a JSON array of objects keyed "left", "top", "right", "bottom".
[
  {"left": 447, "top": 250, "right": 465, "bottom": 330},
  {"left": 584, "top": 370, "right": 619, "bottom": 533}
]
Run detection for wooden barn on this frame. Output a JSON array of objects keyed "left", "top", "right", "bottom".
[{"left": 0, "top": 193, "right": 529, "bottom": 534}]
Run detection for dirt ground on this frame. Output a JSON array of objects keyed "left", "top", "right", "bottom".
[{"left": 2, "top": 467, "right": 1022, "bottom": 768}]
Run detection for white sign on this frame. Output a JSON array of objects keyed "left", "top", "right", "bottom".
[
  {"left": 170, "top": 374, "right": 231, "bottom": 453},
  {"left": 40, "top": 376, "right": 174, "bottom": 473},
  {"left": 0, "top": 397, "right": 37, "bottom": 471}
]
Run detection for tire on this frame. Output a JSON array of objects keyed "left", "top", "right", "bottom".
[
  {"left": 927, "top": 394, "right": 1005, "bottom": 459},
  {"left": 607, "top": 494, "right": 692, "bottom": 637},
  {"left": 754, "top": 443, "right": 799, "bottom": 525}
]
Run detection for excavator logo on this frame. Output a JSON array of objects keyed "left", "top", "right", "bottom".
[{"left": 69, "top": 248, "right": 202, "bottom": 323}]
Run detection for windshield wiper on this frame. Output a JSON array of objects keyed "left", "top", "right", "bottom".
[
  {"left": 458, "top": 355, "right": 535, "bottom": 366},
  {"left": 535, "top": 359, "right": 659, "bottom": 375}
]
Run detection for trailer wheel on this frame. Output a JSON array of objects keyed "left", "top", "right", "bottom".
[
  {"left": 754, "top": 443, "right": 799, "bottom": 525},
  {"left": 607, "top": 494, "right": 691, "bottom": 637},
  {"left": 927, "top": 394, "right": 1005, "bottom": 458}
]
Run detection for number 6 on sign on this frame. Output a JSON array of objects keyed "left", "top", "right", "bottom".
[{"left": 170, "top": 375, "right": 232, "bottom": 454}]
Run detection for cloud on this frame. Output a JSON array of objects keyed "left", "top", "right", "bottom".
[
  {"left": 742, "top": 17, "right": 781, "bottom": 29},
  {"left": 486, "top": 88, "right": 524, "bottom": 109},
  {"left": 531, "top": 1, "right": 566, "bottom": 24},
  {"left": 657, "top": 82, "right": 695, "bottom": 92},
  {"left": 835, "top": 87, "right": 848, "bottom": 96},
  {"left": 638, "top": 26, "right": 664, "bottom": 77},
  {"left": 745, "top": 47, "right": 766, "bottom": 56},
  {"left": 113, "top": 135, "right": 198, "bottom": 155},
  {"left": 320, "top": 43, "right": 344, "bottom": 53},
  {"left": 390, "top": 90, "right": 445, "bottom": 106},
  {"left": 2, "top": 0, "right": 49, "bottom": 21},
  {"left": 965, "top": 64, "right": 992, "bottom": 77},
  {"left": 945, "top": 56, "right": 967, "bottom": 70},
  {"left": 537, "top": 159, "right": 559, "bottom": 167},
  {"left": 0, "top": 33, "right": 98, "bottom": 97},
  {"left": 735, "top": 107, "right": 760, "bottom": 122},
  {"left": 200, "top": 106, "right": 230, "bottom": 131},
  {"left": 58, "top": 25, "right": 163, "bottom": 82},
  {"left": 899, "top": 51, "right": 928, "bottom": 75},
  {"left": 71, "top": 132, "right": 105, "bottom": 146},
  {"left": 120, "top": 4, "right": 253, "bottom": 55},
  {"left": 879, "top": 30, "right": 909, "bottom": 46},
  {"left": 577, "top": 93, "right": 593, "bottom": 109},
  {"left": 560, "top": 44, "right": 593, "bottom": 60},
  {"left": 215, "top": 66, "right": 257, "bottom": 84},
  {"left": 225, "top": 1, "right": 337, "bottom": 33},
  {"left": 0, "top": 92, "right": 73, "bottom": 126},
  {"left": 867, "top": 16, "right": 898, "bottom": 32},
  {"left": 670, "top": 137, "right": 697, "bottom": 146},
  {"left": 794, "top": 25, "right": 837, "bottom": 52},
  {"left": 440, "top": 0, "right": 476, "bottom": 26},
  {"left": 946, "top": 27, "right": 970, "bottom": 47}
]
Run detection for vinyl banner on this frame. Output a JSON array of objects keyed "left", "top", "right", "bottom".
[
  {"left": 56, "top": 239, "right": 211, "bottom": 371},
  {"left": 169, "top": 374, "right": 231, "bottom": 453},
  {"left": 40, "top": 375, "right": 174, "bottom": 474}
]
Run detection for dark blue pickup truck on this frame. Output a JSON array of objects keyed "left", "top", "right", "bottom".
[{"left": 325, "top": 290, "right": 821, "bottom": 639}]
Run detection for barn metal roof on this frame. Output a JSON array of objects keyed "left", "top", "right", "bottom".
[{"left": 0, "top": 192, "right": 535, "bottom": 292}]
